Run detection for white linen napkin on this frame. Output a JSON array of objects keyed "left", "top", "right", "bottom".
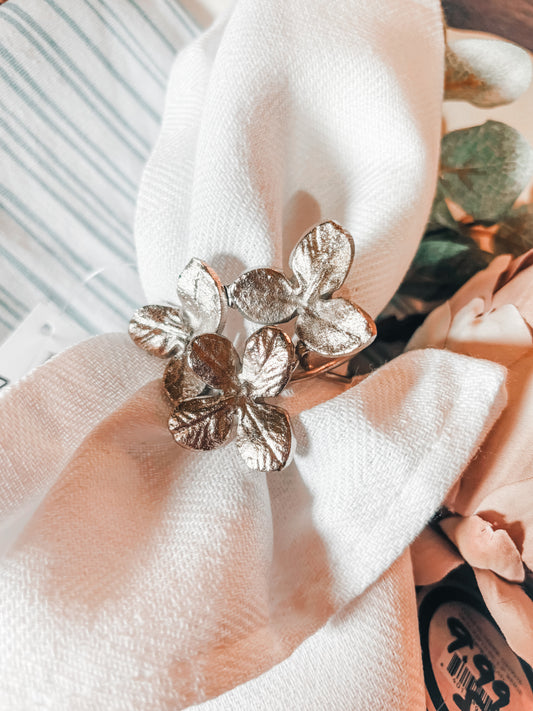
[{"left": 0, "top": 1, "right": 509, "bottom": 708}]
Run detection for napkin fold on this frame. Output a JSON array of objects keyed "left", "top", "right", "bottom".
[
  {"left": 135, "top": 0, "right": 445, "bottom": 320},
  {"left": 0, "top": 337, "right": 506, "bottom": 709},
  {"left": 0, "top": 0, "right": 511, "bottom": 708}
]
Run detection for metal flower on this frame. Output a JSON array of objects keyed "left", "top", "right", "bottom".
[
  {"left": 129, "top": 258, "right": 227, "bottom": 401},
  {"left": 227, "top": 220, "right": 376, "bottom": 357},
  {"left": 168, "top": 327, "right": 296, "bottom": 472}
]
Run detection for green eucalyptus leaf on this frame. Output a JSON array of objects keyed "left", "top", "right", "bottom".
[
  {"left": 494, "top": 204, "right": 533, "bottom": 256},
  {"left": 399, "top": 229, "right": 493, "bottom": 302},
  {"left": 440, "top": 120, "right": 533, "bottom": 222},
  {"left": 428, "top": 182, "right": 461, "bottom": 231}
]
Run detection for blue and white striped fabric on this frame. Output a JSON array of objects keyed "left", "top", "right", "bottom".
[{"left": 0, "top": 0, "right": 199, "bottom": 341}]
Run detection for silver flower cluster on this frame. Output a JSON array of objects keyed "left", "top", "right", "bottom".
[{"left": 129, "top": 221, "right": 376, "bottom": 472}]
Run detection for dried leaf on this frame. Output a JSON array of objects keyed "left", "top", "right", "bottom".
[
  {"left": 236, "top": 401, "right": 293, "bottom": 472},
  {"left": 290, "top": 220, "right": 354, "bottom": 300},
  {"left": 169, "top": 395, "right": 237, "bottom": 450},
  {"left": 440, "top": 121, "right": 533, "bottom": 222},
  {"left": 296, "top": 298, "right": 376, "bottom": 357},
  {"left": 240, "top": 327, "right": 296, "bottom": 398},
  {"left": 176, "top": 258, "right": 226, "bottom": 334},
  {"left": 229, "top": 268, "right": 297, "bottom": 324},
  {"left": 188, "top": 333, "right": 240, "bottom": 392},
  {"left": 163, "top": 357, "right": 206, "bottom": 403},
  {"left": 445, "top": 39, "right": 532, "bottom": 108},
  {"left": 128, "top": 305, "right": 190, "bottom": 358}
]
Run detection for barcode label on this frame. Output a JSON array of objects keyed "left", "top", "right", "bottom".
[
  {"left": 419, "top": 593, "right": 533, "bottom": 711},
  {"left": 447, "top": 653, "right": 509, "bottom": 711}
]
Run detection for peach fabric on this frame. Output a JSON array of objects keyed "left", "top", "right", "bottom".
[{"left": 409, "top": 252, "right": 533, "bottom": 666}]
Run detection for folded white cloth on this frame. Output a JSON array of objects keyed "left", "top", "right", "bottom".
[{"left": 0, "top": 0, "right": 509, "bottom": 708}]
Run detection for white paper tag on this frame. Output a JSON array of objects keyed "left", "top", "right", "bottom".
[{"left": 0, "top": 302, "right": 90, "bottom": 394}]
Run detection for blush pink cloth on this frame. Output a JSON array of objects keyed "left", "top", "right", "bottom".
[
  {"left": 409, "top": 251, "right": 533, "bottom": 666},
  {"left": 0, "top": 0, "right": 510, "bottom": 708}
]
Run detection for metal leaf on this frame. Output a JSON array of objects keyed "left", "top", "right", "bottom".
[
  {"left": 169, "top": 394, "right": 237, "bottom": 450},
  {"left": 163, "top": 357, "right": 206, "bottom": 403},
  {"left": 228, "top": 268, "right": 297, "bottom": 324},
  {"left": 128, "top": 305, "right": 190, "bottom": 358},
  {"left": 236, "top": 401, "right": 293, "bottom": 472},
  {"left": 188, "top": 333, "right": 240, "bottom": 392},
  {"left": 296, "top": 298, "right": 376, "bottom": 357},
  {"left": 176, "top": 258, "right": 227, "bottom": 335},
  {"left": 290, "top": 221, "right": 354, "bottom": 300},
  {"left": 240, "top": 326, "right": 296, "bottom": 399}
]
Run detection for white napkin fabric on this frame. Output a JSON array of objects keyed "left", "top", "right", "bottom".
[
  {"left": 0, "top": 0, "right": 511, "bottom": 708},
  {"left": 0, "top": 338, "right": 506, "bottom": 709},
  {"left": 136, "top": 0, "right": 444, "bottom": 320}
]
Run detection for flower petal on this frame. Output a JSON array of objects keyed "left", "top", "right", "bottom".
[
  {"left": 446, "top": 300, "right": 532, "bottom": 366},
  {"left": 440, "top": 515, "right": 525, "bottom": 583},
  {"left": 474, "top": 478, "right": 533, "bottom": 573},
  {"left": 236, "top": 400, "right": 293, "bottom": 471},
  {"left": 188, "top": 333, "right": 241, "bottom": 392},
  {"left": 296, "top": 298, "right": 376, "bottom": 357},
  {"left": 163, "top": 357, "right": 206, "bottom": 404},
  {"left": 410, "top": 526, "right": 464, "bottom": 586},
  {"left": 240, "top": 327, "right": 296, "bottom": 399},
  {"left": 176, "top": 258, "right": 226, "bottom": 335},
  {"left": 474, "top": 568, "right": 533, "bottom": 667},
  {"left": 406, "top": 300, "right": 452, "bottom": 351},
  {"left": 128, "top": 305, "right": 190, "bottom": 358},
  {"left": 228, "top": 268, "right": 297, "bottom": 324},
  {"left": 290, "top": 221, "right": 354, "bottom": 300},
  {"left": 169, "top": 395, "right": 237, "bottom": 450}
]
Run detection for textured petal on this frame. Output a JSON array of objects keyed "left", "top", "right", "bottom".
[
  {"left": 448, "top": 253, "right": 512, "bottom": 317},
  {"left": 440, "top": 515, "right": 525, "bottom": 583},
  {"left": 240, "top": 327, "right": 296, "bottom": 398},
  {"left": 169, "top": 395, "right": 237, "bottom": 450},
  {"left": 406, "top": 301, "right": 452, "bottom": 351},
  {"left": 474, "top": 568, "right": 533, "bottom": 667},
  {"left": 410, "top": 526, "right": 464, "bottom": 586},
  {"left": 163, "top": 357, "right": 206, "bottom": 403},
  {"left": 475, "top": 483, "right": 533, "bottom": 574},
  {"left": 290, "top": 221, "right": 354, "bottom": 300},
  {"left": 236, "top": 400, "right": 293, "bottom": 472},
  {"left": 446, "top": 301, "right": 532, "bottom": 366},
  {"left": 492, "top": 249, "right": 533, "bottom": 331},
  {"left": 229, "top": 268, "right": 297, "bottom": 324},
  {"left": 296, "top": 298, "right": 376, "bottom": 357},
  {"left": 176, "top": 258, "right": 226, "bottom": 335},
  {"left": 128, "top": 305, "right": 190, "bottom": 358},
  {"left": 188, "top": 333, "right": 240, "bottom": 392}
]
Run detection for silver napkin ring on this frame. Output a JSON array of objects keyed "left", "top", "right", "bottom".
[{"left": 129, "top": 221, "right": 376, "bottom": 472}]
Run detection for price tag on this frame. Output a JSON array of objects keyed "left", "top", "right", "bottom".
[{"left": 419, "top": 573, "right": 533, "bottom": 711}]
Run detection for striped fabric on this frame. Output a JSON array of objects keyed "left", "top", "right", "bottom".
[{"left": 0, "top": 0, "right": 198, "bottom": 341}]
